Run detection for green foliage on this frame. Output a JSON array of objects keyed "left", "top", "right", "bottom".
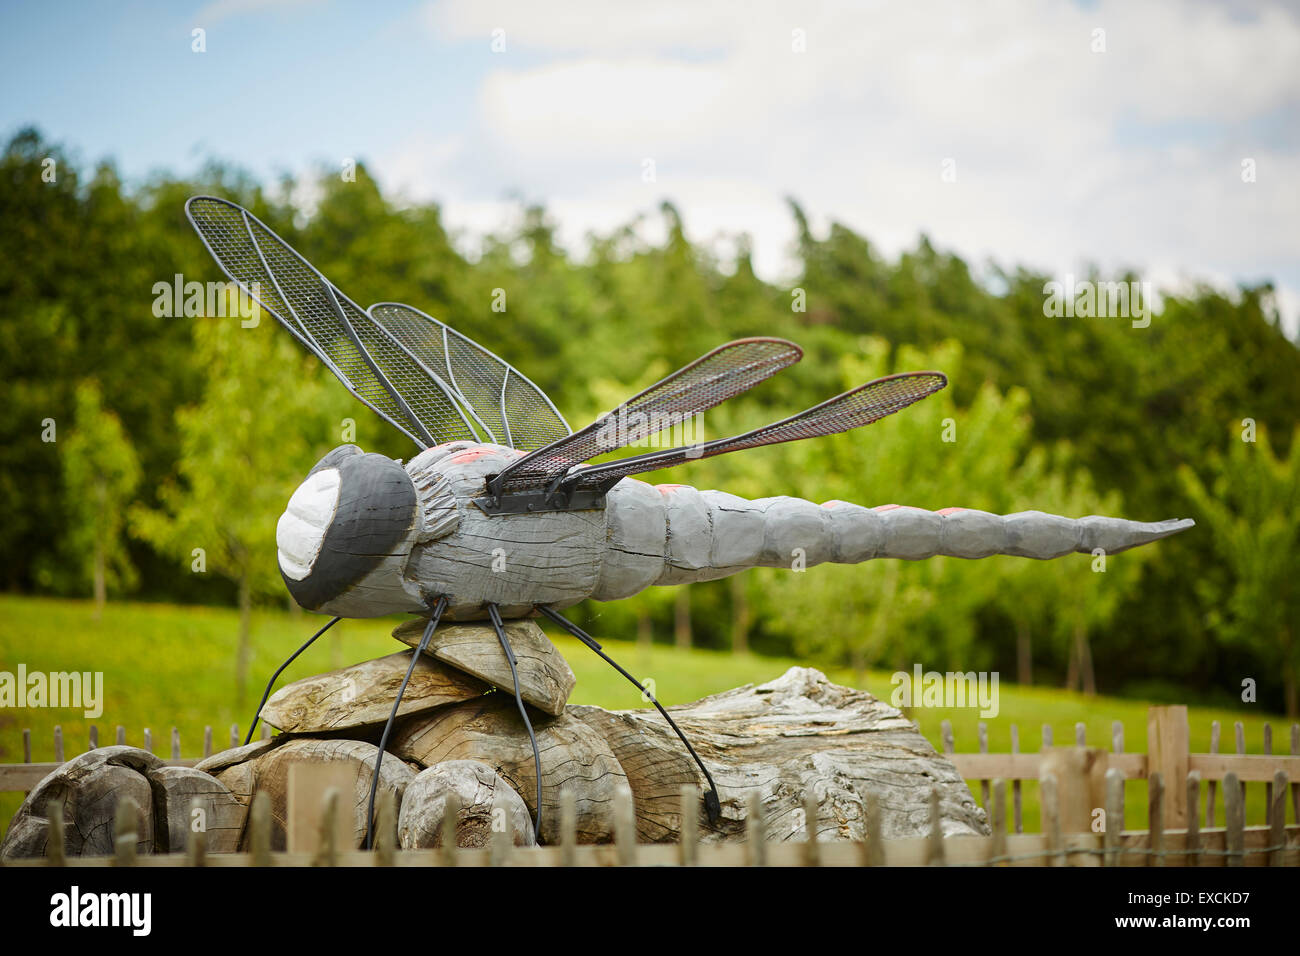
[
  {"left": 2, "top": 127, "right": 1297, "bottom": 710},
  {"left": 59, "top": 381, "right": 142, "bottom": 608},
  {"left": 129, "top": 313, "right": 348, "bottom": 598},
  {"left": 128, "top": 312, "right": 353, "bottom": 703},
  {"left": 1179, "top": 424, "right": 1300, "bottom": 713}
]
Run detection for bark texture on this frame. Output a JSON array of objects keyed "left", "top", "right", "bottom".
[
  {"left": 2, "top": 667, "right": 987, "bottom": 857},
  {"left": 0, "top": 746, "right": 242, "bottom": 860},
  {"left": 260, "top": 649, "right": 489, "bottom": 733},
  {"left": 392, "top": 618, "right": 575, "bottom": 715}
]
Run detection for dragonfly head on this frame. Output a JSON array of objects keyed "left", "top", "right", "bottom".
[{"left": 275, "top": 444, "right": 421, "bottom": 614}]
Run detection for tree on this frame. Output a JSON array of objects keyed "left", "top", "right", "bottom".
[
  {"left": 60, "top": 380, "right": 141, "bottom": 618},
  {"left": 131, "top": 308, "right": 352, "bottom": 705},
  {"left": 987, "top": 444, "right": 1144, "bottom": 693},
  {"left": 1179, "top": 424, "right": 1300, "bottom": 715},
  {"left": 4, "top": 131, "right": 1298, "bottom": 706}
]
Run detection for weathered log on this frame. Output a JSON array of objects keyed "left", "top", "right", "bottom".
[
  {"left": 571, "top": 667, "right": 989, "bottom": 842},
  {"left": 0, "top": 746, "right": 244, "bottom": 860},
  {"left": 148, "top": 765, "right": 244, "bottom": 853},
  {"left": 211, "top": 737, "right": 416, "bottom": 851},
  {"left": 398, "top": 760, "right": 535, "bottom": 849},
  {"left": 193, "top": 737, "right": 283, "bottom": 774},
  {"left": 260, "top": 650, "right": 489, "bottom": 733},
  {"left": 389, "top": 695, "right": 626, "bottom": 843},
  {"left": 3, "top": 667, "right": 988, "bottom": 858},
  {"left": 392, "top": 618, "right": 575, "bottom": 715}
]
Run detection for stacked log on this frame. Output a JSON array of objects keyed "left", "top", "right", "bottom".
[{"left": 0, "top": 619, "right": 987, "bottom": 860}]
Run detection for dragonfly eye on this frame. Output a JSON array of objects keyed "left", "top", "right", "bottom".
[{"left": 276, "top": 448, "right": 417, "bottom": 612}]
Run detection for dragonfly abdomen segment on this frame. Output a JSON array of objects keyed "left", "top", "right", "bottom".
[{"left": 591, "top": 481, "right": 1194, "bottom": 597}]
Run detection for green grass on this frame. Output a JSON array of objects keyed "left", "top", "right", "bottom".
[{"left": 0, "top": 595, "right": 1290, "bottom": 840}]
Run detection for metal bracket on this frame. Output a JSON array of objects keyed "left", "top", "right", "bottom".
[{"left": 473, "top": 487, "right": 607, "bottom": 516}]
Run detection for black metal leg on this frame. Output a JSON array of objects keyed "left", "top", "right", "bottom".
[
  {"left": 536, "top": 605, "right": 722, "bottom": 825},
  {"left": 364, "top": 596, "right": 448, "bottom": 849},
  {"left": 244, "top": 615, "right": 342, "bottom": 746},
  {"left": 487, "top": 603, "right": 544, "bottom": 842}
]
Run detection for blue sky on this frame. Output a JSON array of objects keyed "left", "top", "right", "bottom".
[
  {"left": 3, "top": 0, "right": 1298, "bottom": 335},
  {"left": 0, "top": 0, "right": 483, "bottom": 181}
]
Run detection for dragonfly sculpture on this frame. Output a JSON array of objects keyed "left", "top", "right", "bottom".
[{"left": 185, "top": 196, "right": 1193, "bottom": 845}]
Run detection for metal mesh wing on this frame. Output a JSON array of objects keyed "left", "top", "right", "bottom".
[
  {"left": 185, "top": 195, "right": 480, "bottom": 448},
  {"left": 367, "top": 302, "right": 571, "bottom": 451},
  {"left": 564, "top": 371, "right": 948, "bottom": 489},
  {"left": 489, "top": 337, "right": 803, "bottom": 496}
]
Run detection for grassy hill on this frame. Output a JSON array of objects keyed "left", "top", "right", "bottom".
[{"left": 0, "top": 596, "right": 1287, "bottom": 839}]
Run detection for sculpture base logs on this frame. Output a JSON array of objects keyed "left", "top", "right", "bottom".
[{"left": 0, "top": 616, "right": 989, "bottom": 859}]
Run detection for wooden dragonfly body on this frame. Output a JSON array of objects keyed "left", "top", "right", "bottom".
[
  {"left": 186, "top": 194, "right": 1193, "bottom": 625},
  {"left": 277, "top": 438, "right": 1193, "bottom": 621}
]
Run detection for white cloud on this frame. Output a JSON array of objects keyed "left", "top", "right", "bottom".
[
  {"left": 480, "top": 58, "right": 736, "bottom": 159},
  {"left": 407, "top": 0, "right": 1300, "bottom": 335}
]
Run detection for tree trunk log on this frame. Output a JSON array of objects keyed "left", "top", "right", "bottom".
[
  {"left": 398, "top": 760, "right": 536, "bottom": 849},
  {"left": 389, "top": 695, "right": 627, "bottom": 844},
  {"left": 3, "top": 667, "right": 988, "bottom": 857},
  {"left": 260, "top": 650, "right": 488, "bottom": 734},
  {"left": 0, "top": 746, "right": 242, "bottom": 860},
  {"left": 573, "top": 667, "right": 988, "bottom": 842},
  {"left": 730, "top": 574, "right": 750, "bottom": 654},
  {"left": 392, "top": 618, "right": 574, "bottom": 715},
  {"left": 1016, "top": 618, "right": 1032, "bottom": 685},
  {"left": 211, "top": 737, "right": 415, "bottom": 851}
]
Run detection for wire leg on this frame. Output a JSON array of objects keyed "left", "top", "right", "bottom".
[
  {"left": 487, "top": 603, "right": 544, "bottom": 842},
  {"left": 244, "top": 615, "right": 342, "bottom": 746},
  {"left": 363, "top": 596, "right": 448, "bottom": 850},
  {"left": 536, "top": 605, "right": 722, "bottom": 824}
]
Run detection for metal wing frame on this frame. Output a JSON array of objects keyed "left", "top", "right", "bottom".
[
  {"left": 367, "top": 302, "right": 570, "bottom": 451},
  {"left": 563, "top": 370, "right": 949, "bottom": 490},
  {"left": 482, "top": 337, "right": 804, "bottom": 508},
  {"left": 475, "top": 370, "right": 948, "bottom": 514},
  {"left": 187, "top": 195, "right": 949, "bottom": 514},
  {"left": 185, "top": 196, "right": 571, "bottom": 452}
]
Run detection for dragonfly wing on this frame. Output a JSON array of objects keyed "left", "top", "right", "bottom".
[
  {"left": 489, "top": 337, "right": 802, "bottom": 497},
  {"left": 566, "top": 371, "right": 948, "bottom": 488},
  {"left": 185, "top": 195, "right": 480, "bottom": 448},
  {"left": 367, "top": 302, "right": 571, "bottom": 451}
]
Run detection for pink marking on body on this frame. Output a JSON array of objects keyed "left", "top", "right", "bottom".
[
  {"left": 655, "top": 483, "right": 688, "bottom": 493},
  {"left": 873, "top": 504, "right": 902, "bottom": 512},
  {"left": 935, "top": 507, "right": 966, "bottom": 516},
  {"left": 449, "top": 448, "right": 499, "bottom": 464}
]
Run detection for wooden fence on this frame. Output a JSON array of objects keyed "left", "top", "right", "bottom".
[
  {"left": 941, "top": 706, "right": 1300, "bottom": 832},
  {"left": 2, "top": 705, "right": 1297, "bottom": 867},
  {"left": 0, "top": 720, "right": 270, "bottom": 793}
]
